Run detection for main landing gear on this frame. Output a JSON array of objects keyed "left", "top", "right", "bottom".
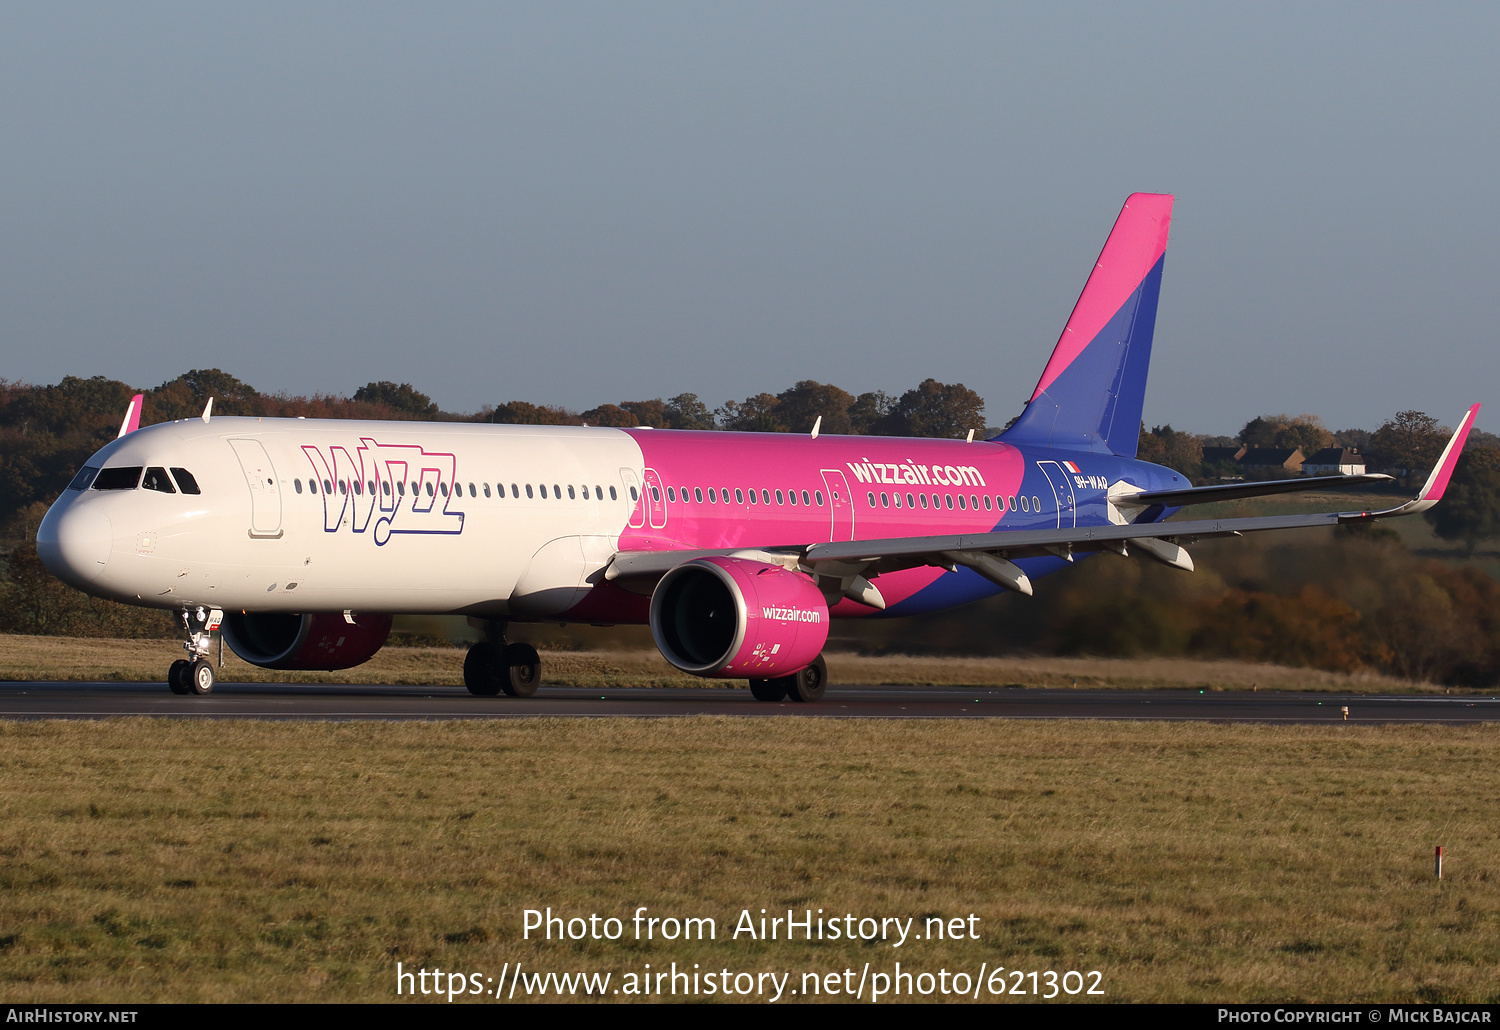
[
  {"left": 749, "top": 654, "right": 828, "bottom": 703},
  {"left": 168, "top": 607, "right": 223, "bottom": 696},
  {"left": 464, "top": 623, "right": 542, "bottom": 697}
]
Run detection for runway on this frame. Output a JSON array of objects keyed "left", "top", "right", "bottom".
[{"left": 1, "top": 680, "right": 1498, "bottom": 722}]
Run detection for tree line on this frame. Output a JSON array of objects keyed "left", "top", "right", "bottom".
[{"left": 5, "top": 369, "right": 1500, "bottom": 687}]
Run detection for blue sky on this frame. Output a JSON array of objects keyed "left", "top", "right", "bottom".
[{"left": 2, "top": 3, "right": 1496, "bottom": 434}]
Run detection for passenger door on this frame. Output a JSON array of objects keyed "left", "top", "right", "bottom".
[{"left": 228, "top": 439, "right": 283, "bottom": 538}]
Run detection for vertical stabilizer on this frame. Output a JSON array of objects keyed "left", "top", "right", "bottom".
[{"left": 998, "top": 193, "right": 1173, "bottom": 456}]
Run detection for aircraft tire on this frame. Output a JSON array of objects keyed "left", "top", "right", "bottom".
[
  {"left": 749, "top": 679, "right": 787, "bottom": 702},
  {"left": 187, "top": 659, "right": 215, "bottom": 695},
  {"left": 463, "top": 642, "right": 503, "bottom": 697},
  {"left": 501, "top": 643, "right": 541, "bottom": 698},
  {"left": 168, "top": 659, "right": 192, "bottom": 695},
  {"left": 783, "top": 655, "right": 828, "bottom": 703}
]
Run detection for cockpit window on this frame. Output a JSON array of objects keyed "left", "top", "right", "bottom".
[
  {"left": 169, "top": 468, "right": 201, "bottom": 495},
  {"left": 93, "top": 466, "right": 143, "bottom": 490},
  {"left": 142, "top": 467, "right": 176, "bottom": 493},
  {"left": 67, "top": 467, "right": 100, "bottom": 490}
]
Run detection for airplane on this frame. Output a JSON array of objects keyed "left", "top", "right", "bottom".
[{"left": 34, "top": 193, "right": 1480, "bottom": 700}]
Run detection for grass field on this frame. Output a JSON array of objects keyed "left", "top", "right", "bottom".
[
  {"left": 0, "top": 718, "right": 1496, "bottom": 1003},
  {"left": 0, "top": 633, "right": 1453, "bottom": 693}
]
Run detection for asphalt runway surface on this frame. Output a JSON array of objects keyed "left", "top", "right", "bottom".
[{"left": 1, "top": 680, "right": 1498, "bottom": 722}]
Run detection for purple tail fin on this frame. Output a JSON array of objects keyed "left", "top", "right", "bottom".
[{"left": 999, "top": 193, "right": 1173, "bottom": 457}]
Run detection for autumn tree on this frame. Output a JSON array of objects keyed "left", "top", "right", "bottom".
[
  {"left": 875, "top": 379, "right": 985, "bottom": 438},
  {"left": 1370, "top": 410, "right": 1446, "bottom": 488},
  {"left": 489, "top": 401, "right": 578, "bottom": 426},
  {"left": 1425, "top": 447, "right": 1500, "bottom": 554},
  {"left": 1136, "top": 424, "right": 1204, "bottom": 481},
  {"left": 716, "top": 393, "right": 787, "bottom": 432},
  {"left": 352, "top": 381, "right": 440, "bottom": 419},
  {"left": 1237, "top": 414, "right": 1333, "bottom": 454}
]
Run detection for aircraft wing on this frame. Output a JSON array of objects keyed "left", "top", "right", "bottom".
[
  {"left": 1131, "top": 473, "right": 1393, "bottom": 507},
  {"left": 605, "top": 405, "right": 1480, "bottom": 601}
]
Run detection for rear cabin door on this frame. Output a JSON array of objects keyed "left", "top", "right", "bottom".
[
  {"left": 1036, "top": 460, "right": 1077, "bottom": 529},
  {"left": 642, "top": 468, "right": 667, "bottom": 529},
  {"left": 229, "top": 438, "right": 283, "bottom": 538}
]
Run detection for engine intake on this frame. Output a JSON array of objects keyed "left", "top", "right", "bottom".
[
  {"left": 222, "top": 611, "right": 393, "bottom": 671},
  {"left": 650, "top": 557, "right": 828, "bottom": 678}
]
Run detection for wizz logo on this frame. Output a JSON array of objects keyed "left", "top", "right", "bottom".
[{"left": 302, "top": 439, "right": 464, "bottom": 546}]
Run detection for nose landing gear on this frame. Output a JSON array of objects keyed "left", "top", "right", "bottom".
[{"left": 168, "top": 607, "right": 222, "bottom": 695}]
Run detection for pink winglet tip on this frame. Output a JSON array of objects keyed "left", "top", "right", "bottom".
[
  {"left": 116, "top": 394, "right": 143, "bottom": 438},
  {"left": 1422, "top": 403, "right": 1481, "bottom": 501}
]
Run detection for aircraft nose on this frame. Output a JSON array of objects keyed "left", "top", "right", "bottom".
[{"left": 36, "top": 503, "right": 113, "bottom": 586}]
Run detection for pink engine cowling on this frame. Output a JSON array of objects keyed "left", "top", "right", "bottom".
[
  {"left": 649, "top": 557, "right": 828, "bottom": 678},
  {"left": 222, "top": 611, "right": 394, "bottom": 671}
]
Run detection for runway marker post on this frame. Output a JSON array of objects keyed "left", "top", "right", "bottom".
[{"left": 1436, "top": 846, "right": 1443, "bottom": 880}]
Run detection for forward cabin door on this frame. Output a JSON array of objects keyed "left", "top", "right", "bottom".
[
  {"left": 228, "top": 439, "right": 283, "bottom": 538},
  {"left": 1036, "top": 460, "right": 1077, "bottom": 529},
  {"left": 820, "top": 469, "right": 855, "bottom": 541},
  {"left": 618, "top": 468, "right": 646, "bottom": 529}
]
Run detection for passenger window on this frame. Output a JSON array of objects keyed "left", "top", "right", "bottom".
[
  {"left": 595, "top": 486, "right": 603, "bottom": 500},
  {"left": 511, "top": 484, "right": 519, "bottom": 497},
  {"left": 397, "top": 481, "right": 406, "bottom": 496},
  {"left": 467, "top": 483, "right": 475, "bottom": 497},
  {"left": 815, "top": 491, "right": 824, "bottom": 505},
  {"left": 424, "top": 483, "right": 433, "bottom": 497},
  {"left": 735, "top": 488, "right": 744, "bottom": 504},
  {"left": 324, "top": 479, "right": 334, "bottom": 494},
  {"left": 957, "top": 495, "right": 965, "bottom": 510},
  {"left": 945, "top": 495, "right": 954, "bottom": 510},
  {"left": 1020, "top": 496, "right": 1029, "bottom": 512},
  {"left": 761, "top": 489, "right": 770, "bottom": 504},
  {"left": 775, "top": 490, "right": 784, "bottom": 505},
  {"left": 868, "top": 492, "right": 876, "bottom": 507},
  {"left": 67, "top": 466, "right": 100, "bottom": 490},
  {"left": 971, "top": 495, "right": 979, "bottom": 510},
  {"left": 1008, "top": 495, "right": 1016, "bottom": 511},
  {"left": 907, "top": 493, "right": 915, "bottom": 508},
  {"left": 984, "top": 495, "right": 993, "bottom": 511},
  {"left": 667, "top": 486, "right": 676, "bottom": 502},
  {"left": 893, "top": 493, "right": 901, "bottom": 508},
  {"left": 609, "top": 486, "right": 617, "bottom": 500},
  {"left": 919, "top": 494, "right": 928, "bottom": 510},
  {"left": 526, "top": 484, "right": 534, "bottom": 498},
  {"left": 383, "top": 481, "right": 391, "bottom": 496},
  {"left": 1033, "top": 495, "right": 1041, "bottom": 511},
  {"left": 551, "top": 485, "right": 560, "bottom": 498},
  {"left": 789, "top": 490, "right": 797, "bottom": 506},
  {"left": 652, "top": 486, "right": 661, "bottom": 502},
  {"left": 341, "top": 481, "right": 349, "bottom": 495},
  {"left": 411, "top": 481, "right": 419, "bottom": 495},
  {"left": 142, "top": 467, "right": 176, "bottom": 493},
  {"left": 568, "top": 485, "right": 576, "bottom": 499},
  {"left": 629, "top": 486, "right": 638, "bottom": 501},
  {"left": 747, "top": 489, "right": 756, "bottom": 505},
  {"left": 353, "top": 480, "right": 362, "bottom": 495},
  {"left": 880, "top": 492, "right": 889, "bottom": 508},
  {"left": 707, "top": 488, "right": 717, "bottom": 504},
  {"left": 802, "top": 490, "right": 811, "bottom": 505},
  {"left": 693, "top": 487, "right": 703, "bottom": 503},
  {"left": 483, "top": 483, "right": 491, "bottom": 498},
  {"left": 294, "top": 479, "right": 303, "bottom": 494}
]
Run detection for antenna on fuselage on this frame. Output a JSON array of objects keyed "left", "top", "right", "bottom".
[
  {"left": 201, "top": 397, "right": 214, "bottom": 424},
  {"left": 966, "top": 428, "right": 975, "bottom": 443},
  {"left": 810, "top": 416, "right": 822, "bottom": 440}
]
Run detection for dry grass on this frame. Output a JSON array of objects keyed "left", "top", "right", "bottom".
[
  {"left": 0, "top": 719, "right": 1497, "bottom": 1003},
  {"left": 0, "top": 634, "right": 1447, "bottom": 693}
]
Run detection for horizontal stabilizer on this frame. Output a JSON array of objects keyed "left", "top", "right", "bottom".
[{"left": 1134, "top": 473, "right": 1394, "bottom": 508}]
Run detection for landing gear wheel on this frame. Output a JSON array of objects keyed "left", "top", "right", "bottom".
[
  {"left": 501, "top": 642, "right": 541, "bottom": 698},
  {"left": 168, "top": 659, "right": 191, "bottom": 695},
  {"left": 463, "top": 642, "right": 503, "bottom": 696},
  {"left": 187, "top": 659, "right": 215, "bottom": 695},
  {"left": 749, "top": 678, "right": 787, "bottom": 702},
  {"left": 783, "top": 655, "right": 828, "bottom": 703}
]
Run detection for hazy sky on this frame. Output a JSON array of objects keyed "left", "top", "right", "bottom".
[{"left": 2, "top": 3, "right": 1496, "bottom": 435}]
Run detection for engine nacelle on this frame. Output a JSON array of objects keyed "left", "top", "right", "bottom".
[
  {"left": 650, "top": 557, "right": 828, "bottom": 678},
  {"left": 222, "top": 611, "right": 393, "bottom": 671}
]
